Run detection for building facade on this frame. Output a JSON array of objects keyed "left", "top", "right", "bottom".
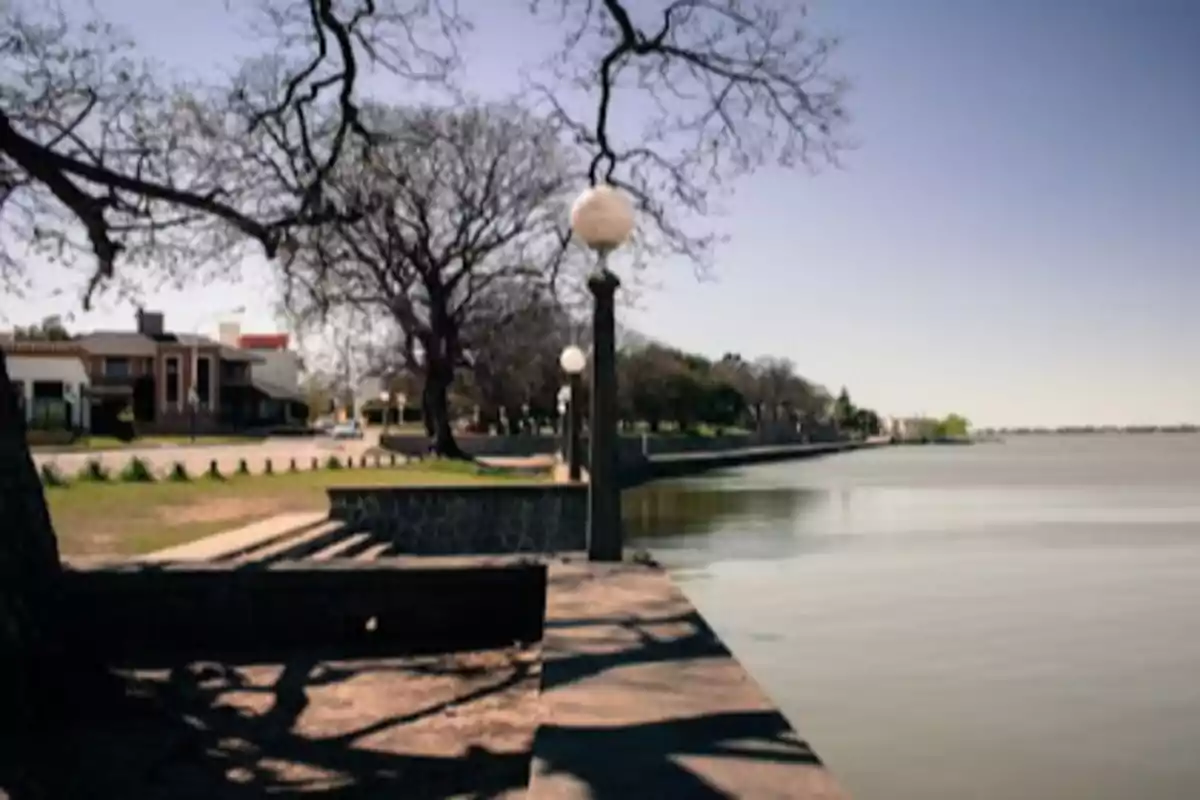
[
  {"left": 218, "top": 323, "right": 308, "bottom": 427},
  {"left": 3, "top": 341, "right": 91, "bottom": 431}
]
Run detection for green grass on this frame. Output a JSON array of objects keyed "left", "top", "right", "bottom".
[{"left": 47, "top": 461, "right": 548, "bottom": 559}]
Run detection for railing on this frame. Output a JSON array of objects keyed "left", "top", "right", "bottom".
[{"left": 89, "top": 374, "right": 138, "bottom": 388}]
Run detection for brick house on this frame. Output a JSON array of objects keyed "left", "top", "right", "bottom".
[{"left": 75, "top": 310, "right": 275, "bottom": 435}]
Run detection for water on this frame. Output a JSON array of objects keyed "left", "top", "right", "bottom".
[{"left": 625, "top": 436, "right": 1200, "bottom": 800}]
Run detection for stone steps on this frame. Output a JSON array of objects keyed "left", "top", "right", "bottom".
[
  {"left": 227, "top": 520, "right": 351, "bottom": 565},
  {"left": 309, "top": 531, "right": 375, "bottom": 561},
  {"left": 140, "top": 511, "right": 329, "bottom": 564}
]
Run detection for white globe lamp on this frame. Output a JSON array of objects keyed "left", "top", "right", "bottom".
[
  {"left": 570, "top": 185, "right": 635, "bottom": 252},
  {"left": 559, "top": 345, "right": 587, "bottom": 376}
]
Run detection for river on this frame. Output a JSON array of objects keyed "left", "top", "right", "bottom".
[{"left": 624, "top": 435, "right": 1200, "bottom": 800}]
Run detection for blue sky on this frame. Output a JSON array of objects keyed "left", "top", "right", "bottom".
[{"left": 4, "top": 0, "right": 1199, "bottom": 428}]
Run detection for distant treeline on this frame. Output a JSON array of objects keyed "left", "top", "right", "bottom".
[{"left": 979, "top": 425, "right": 1200, "bottom": 436}]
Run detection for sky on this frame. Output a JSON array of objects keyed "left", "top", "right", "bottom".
[{"left": 3, "top": 0, "right": 1199, "bottom": 428}]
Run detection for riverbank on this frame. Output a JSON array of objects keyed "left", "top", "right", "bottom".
[
  {"left": 43, "top": 551, "right": 847, "bottom": 797},
  {"left": 627, "top": 437, "right": 890, "bottom": 486}
]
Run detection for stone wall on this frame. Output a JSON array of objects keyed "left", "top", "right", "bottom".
[
  {"left": 62, "top": 561, "right": 547, "bottom": 666},
  {"left": 327, "top": 484, "right": 588, "bottom": 555},
  {"left": 381, "top": 428, "right": 824, "bottom": 461}
]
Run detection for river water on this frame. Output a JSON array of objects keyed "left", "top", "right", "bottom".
[{"left": 624, "top": 436, "right": 1200, "bottom": 800}]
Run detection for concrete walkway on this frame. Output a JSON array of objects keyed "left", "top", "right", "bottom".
[{"left": 528, "top": 562, "right": 849, "bottom": 798}]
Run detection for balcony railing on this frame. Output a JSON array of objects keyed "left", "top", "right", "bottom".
[{"left": 90, "top": 374, "right": 139, "bottom": 388}]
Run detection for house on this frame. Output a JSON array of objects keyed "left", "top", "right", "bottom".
[
  {"left": 1, "top": 339, "right": 91, "bottom": 431},
  {"left": 218, "top": 323, "right": 309, "bottom": 427},
  {"left": 74, "top": 310, "right": 304, "bottom": 435}
]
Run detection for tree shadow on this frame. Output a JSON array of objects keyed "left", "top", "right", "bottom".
[{"left": 35, "top": 647, "right": 539, "bottom": 799}]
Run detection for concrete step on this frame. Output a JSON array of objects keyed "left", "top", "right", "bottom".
[
  {"left": 231, "top": 520, "right": 350, "bottom": 565},
  {"left": 356, "top": 541, "right": 393, "bottom": 561},
  {"left": 141, "top": 512, "right": 328, "bottom": 563},
  {"left": 309, "top": 531, "right": 375, "bottom": 561}
]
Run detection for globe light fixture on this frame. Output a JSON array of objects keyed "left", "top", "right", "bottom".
[
  {"left": 559, "top": 345, "right": 587, "bottom": 376},
  {"left": 570, "top": 184, "right": 635, "bottom": 252}
]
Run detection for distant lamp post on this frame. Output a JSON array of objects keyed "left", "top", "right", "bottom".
[
  {"left": 379, "top": 391, "right": 391, "bottom": 433},
  {"left": 187, "top": 387, "right": 200, "bottom": 443},
  {"left": 559, "top": 345, "right": 587, "bottom": 482},
  {"left": 570, "top": 184, "right": 635, "bottom": 561},
  {"left": 396, "top": 393, "right": 407, "bottom": 428}
]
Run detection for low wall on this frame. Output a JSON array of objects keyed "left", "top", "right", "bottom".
[
  {"left": 381, "top": 429, "right": 825, "bottom": 461},
  {"left": 327, "top": 484, "right": 588, "bottom": 556},
  {"left": 61, "top": 561, "right": 547, "bottom": 667},
  {"left": 382, "top": 433, "right": 560, "bottom": 458}
]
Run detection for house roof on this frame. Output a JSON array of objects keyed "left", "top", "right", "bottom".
[
  {"left": 251, "top": 375, "right": 307, "bottom": 403},
  {"left": 76, "top": 332, "right": 159, "bottom": 357},
  {"left": 0, "top": 340, "right": 86, "bottom": 358},
  {"left": 238, "top": 333, "right": 290, "bottom": 350},
  {"left": 75, "top": 331, "right": 262, "bottom": 362}
]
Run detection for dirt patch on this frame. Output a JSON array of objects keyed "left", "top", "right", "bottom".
[
  {"left": 45, "top": 646, "right": 541, "bottom": 798},
  {"left": 161, "top": 496, "right": 288, "bottom": 526}
]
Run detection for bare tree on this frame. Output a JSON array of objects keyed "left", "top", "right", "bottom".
[
  {"left": 529, "top": 0, "right": 849, "bottom": 270},
  {"left": 461, "top": 284, "right": 583, "bottom": 432},
  {"left": 281, "top": 102, "right": 577, "bottom": 457},
  {"left": 0, "top": 1, "right": 463, "bottom": 788}
]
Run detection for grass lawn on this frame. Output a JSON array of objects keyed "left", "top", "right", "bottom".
[{"left": 47, "top": 461, "right": 549, "bottom": 560}]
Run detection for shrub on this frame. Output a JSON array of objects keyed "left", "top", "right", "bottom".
[
  {"left": 236, "top": 458, "right": 250, "bottom": 476},
  {"left": 311, "top": 456, "right": 319, "bottom": 471},
  {"left": 207, "top": 459, "right": 223, "bottom": 480},
  {"left": 289, "top": 457, "right": 298, "bottom": 472},
  {"left": 39, "top": 463, "right": 67, "bottom": 487},
  {"left": 77, "top": 459, "right": 109, "bottom": 483},
  {"left": 325, "top": 455, "right": 342, "bottom": 470},
  {"left": 168, "top": 462, "right": 190, "bottom": 482},
  {"left": 264, "top": 458, "right": 273, "bottom": 475},
  {"left": 119, "top": 456, "right": 155, "bottom": 483},
  {"left": 360, "top": 454, "right": 368, "bottom": 468},
  {"left": 389, "top": 453, "right": 397, "bottom": 467}
]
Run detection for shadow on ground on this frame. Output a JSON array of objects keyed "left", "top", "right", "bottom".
[{"left": 10, "top": 565, "right": 833, "bottom": 799}]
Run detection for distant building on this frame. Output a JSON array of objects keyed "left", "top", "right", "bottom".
[
  {"left": 1, "top": 310, "right": 307, "bottom": 435},
  {"left": 2, "top": 339, "right": 91, "bottom": 430},
  {"left": 218, "top": 323, "right": 307, "bottom": 427}
]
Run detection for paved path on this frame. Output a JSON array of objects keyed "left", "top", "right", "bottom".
[
  {"left": 527, "top": 562, "right": 849, "bottom": 798},
  {"left": 32, "top": 431, "right": 384, "bottom": 478}
]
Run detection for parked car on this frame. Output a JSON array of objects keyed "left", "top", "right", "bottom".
[{"left": 329, "top": 421, "right": 364, "bottom": 439}]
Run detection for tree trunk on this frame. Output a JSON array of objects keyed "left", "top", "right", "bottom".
[
  {"left": 0, "top": 349, "right": 65, "bottom": 792},
  {"left": 423, "top": 360, "right": 467, "bottom": 460},
  {"left": 421, "top": 379, "right": 436, "bottom": 438}
]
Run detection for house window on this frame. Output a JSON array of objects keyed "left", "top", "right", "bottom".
[
  {"left": 30, "top": 381, "right": 67, "bottom": 430},
  {"left": 196, "top": 356, "right": 213, "bottom": 409},
  {"left": 103, "top": 357, "right": 131, "bottom": 378},
  {"left": 165, "top": 356, "right": 180, "bottom": 407}
]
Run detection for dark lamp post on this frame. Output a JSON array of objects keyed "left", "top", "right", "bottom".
[{"left": 569, "top": 184, "right": 635, "bottom": 563}]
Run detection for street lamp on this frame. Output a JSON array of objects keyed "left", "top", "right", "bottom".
[
  {"left": 187, "top": 387, "right": 199, "bottom": 442},
  {"left": 570, "top": 184, "right": 634, "bottom": 562},
  {"left": 379, "top": 390, "right": 391, "bottom": 433},
  {"left": 559, "top": 345, "right": 587, "bottom": 482}
]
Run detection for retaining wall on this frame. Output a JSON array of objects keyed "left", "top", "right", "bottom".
[
  {"left": 327, "top": 483, "right": 588, "bottom": 556},
  {"left": 61, "top": 560, "right": 547, "bottom": 666}
]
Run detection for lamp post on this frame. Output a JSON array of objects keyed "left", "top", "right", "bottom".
[
  {"left": 570, "top": 184, "right": 635, "bottom": 562},
  {"left": 379, "top": 390, "right": 391, "bottom": 433},
  {"left": 559, "top": 345, "right": 586, "bottom": 482},
  {"left": 187, "top": 387, "right": 199, "bottom": 443}
]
